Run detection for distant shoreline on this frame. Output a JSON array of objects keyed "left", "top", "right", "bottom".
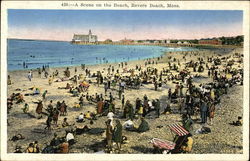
[
  {"left": 7, "top": 38, "right": 69, "bottom": 43},
  {"left": 8, "top": 38, "right": 242, "bottom": 49}
]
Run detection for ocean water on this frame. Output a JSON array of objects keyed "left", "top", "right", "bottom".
[{"left": 7, "top": 39, "right": 196, "bottom": 71}]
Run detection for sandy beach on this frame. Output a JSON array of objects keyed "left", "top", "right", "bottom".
[{"left": 7, "top": 46, "right": 244, "bottom": 154}]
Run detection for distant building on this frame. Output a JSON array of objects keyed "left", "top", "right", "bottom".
[
  {"left": 120, "top": 38, "right": 134, "bottom": 44},
  {"left": 162, "top": 40, "right": 171, "bottom": 44},
  {"left": 103, "top": 39, "right": 113, "bottom": 44},
  {"left": 198, "top": 39, "right": 222, "bottom": 45},
  {"left": 72, "top": 30, "right": 98, "bottom": 43}
]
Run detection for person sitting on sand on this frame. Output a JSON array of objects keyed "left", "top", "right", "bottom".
[
  {"left": 123, "top": 119, "right": 135, "bottom": 131},
  {"left": 22, "top": 103, "right": 29, "bottom": 113},
  {"left": 26, "top": 142, "right": 36, "bottom": 153},
  {"left": 76, "top": 113, "right": 84, "bottom": 123},
  {"left": 65, "top": 83, "right": 71, "bottom": 89},
  {"left": 71, "top": 87, "right": 79, "bottom": 97},
  {"left": 33, "top": 141, "right": 40, "bottom": 153},
  {"left": 182, "top": 114, "right": 193, "bottom": 132},
  {"left": 58, "top": 139, "right": 69, "bottom": 153},
  {"left": 62, "top": 118, "right": 70, "bottom": 127},
  {"left": 181, "top": 133, "right": 193, "bottom": 153},
  {"left": 84, "top": 111, "right": 92, "bottom": 119},
  {"left": 14, "top": 145, "right": 22, "bottom": 153},
  {"left": 137, "top": 117, "right": 149, "bottom": 133},
  {"left": 66, "top": 130, "right": 75, "bottom": 146},
  {"left": 232, "top": 116, "right": 243, "bottom": 126},
  {"left": 16, "top": 94, "right": 24, "bottom": 104},
  {"left": 73, "top": 102, "right": 81, "bottom": 108},
  {"left": 75, "top": 125, "right": 90, "bottom": 135},
  {"left": 10, "top": 133, "right": 25, "bottom": 142},
  {"left": 50, "top": 133, "right": 61, "bottom": 148},
  {"left": 34, "top": 88, "right": 40, "bottom": 95},
  {"left": 163, "top": 102, "right": 172, "bottom": 114}
]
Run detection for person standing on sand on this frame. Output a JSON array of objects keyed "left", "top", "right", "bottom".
[
  {"left": 75, "top": 67, "right": 77, "bottom": 74},
  {"left": 60, "top": 100, "right": 67, "bottom": 116},
  {"left": 121, "top": 95, "right": 125, "bottom": 109},
  {"left": 155, "top": 99, "right": 160, "bottom": 118},
  {"left": 154, "top": 80, "right": 158, "bottom": 91},
  {"left": 42, "top": 90, "right": 48, "bottom": 100},
  {"left": 35, "top": 101, "right": 43, "bottom": 119},
  {"left": 168, "top": 88, "right": 172, "bottom": 100},
  {"left": 97, "top": 100, "right": 104, "bottom": 114},
  {"left": 106, "top": 119, "right": 113, "bottom": 153},
  {"left": 52, "top": 108, "right": 60, "bottom": 126},
  {"left": 113, "top": 120, "right": 122, "bottom": 153},
  {"left": 200, "top": 98, "right": 208, "bottom": 124},
  {"left": 28, "top": 71, "right": 32, "bottom": 81},
  {"left": 38, "top": 68, "right": 41, "bottom": 78},
  {"left": 7, "top": 75, "right": 12, "bottom": 85},
  {"left": 208, "top": 101, "right": 215, "bottom": 125},
  {"left": 104, "top": 83, "right": 108, "bottom": 96},
  {"left": 48, "top": 76, "right": 53, "bottom": 85},
  {"left": 118, "top": 88, "right": 122, "bottom": 100},
  {"left": 45, "top": 114, "right": 53, "bottom": 130}
]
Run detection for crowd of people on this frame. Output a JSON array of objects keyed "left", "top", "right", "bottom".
[{"left": 7, "top": 48, "right": 243, "bottom": 154}]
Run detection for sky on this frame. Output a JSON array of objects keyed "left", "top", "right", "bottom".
[{"left": 8, "top": 10, "right": 243, "bottom": 41}]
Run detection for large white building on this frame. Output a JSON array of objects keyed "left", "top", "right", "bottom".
[{"left": 72, "top": 30, "right": 98, "bottom": 43}]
